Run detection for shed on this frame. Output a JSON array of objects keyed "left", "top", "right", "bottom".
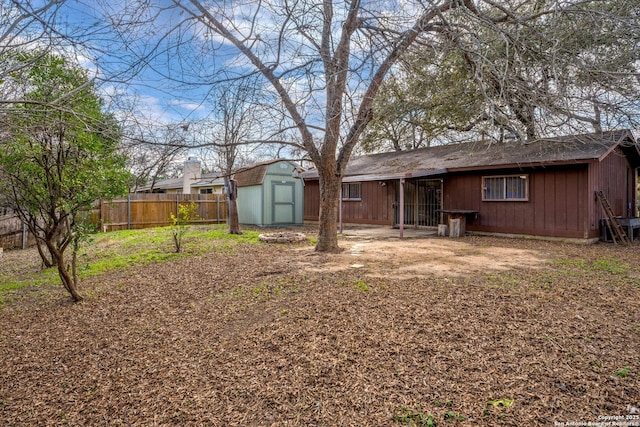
[
  {"left": 235, "top": 161, "right": 304, "bottom": 226},
  {"left": 302, "top": 130, "right": 640, "bottom": 241}
]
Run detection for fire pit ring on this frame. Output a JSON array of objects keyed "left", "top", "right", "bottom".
[{"left": 258, "top": 232, "right": 307, "bottom": 243}]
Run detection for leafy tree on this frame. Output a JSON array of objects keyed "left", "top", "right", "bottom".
[
  {"left": 365, "top": 0, "right": 640, "bottom": 149},
  {"left": 362, "top": 51, "right": 486, "bottom": 152},
  {"left": 0, "top": 52, "right": 129, "bottom": 302}
]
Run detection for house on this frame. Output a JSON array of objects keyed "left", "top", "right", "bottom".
[
  {"left": 234, "top": 160, "right": 305, "bottom": 226},
  {"left": 135, "top": 157, "right": 226, "bottom": 195},
  {"left": 302, "top": 130, "right": 640, "bottom": 241}
]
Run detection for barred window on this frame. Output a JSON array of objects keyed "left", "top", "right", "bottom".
[
  {"left": 482, "top": 175, "right": 528, "bottom": 201},
  {"left": 342, "top": 182, "right": 362, "bottom": 201}
]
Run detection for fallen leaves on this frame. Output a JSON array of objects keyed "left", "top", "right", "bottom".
[{"left": 0, "top": 232, "right": 639, "bottom": 426}]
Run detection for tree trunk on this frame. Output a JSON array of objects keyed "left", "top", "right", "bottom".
[
  {"left": 35, "top": 238, "right": 55, "bottom": 268},
  {"left": 46, "top": 239, "right": 83, "bottom": 302},
  {"left": 225, "top": 178, "right": 242, "bottom": 235},
  {"left": 315, "top": 172, "right": 341, "bottom": 253}
]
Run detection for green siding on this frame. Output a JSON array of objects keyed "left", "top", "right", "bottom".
[{"left": 237, "top": 185, "right": 263, "bottom": 225}]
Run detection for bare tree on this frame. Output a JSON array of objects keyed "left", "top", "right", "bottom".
[
  {"left": 208, "top": 77, "right": 265, "bottom": 234},
  {"left": 103, "top": 0, "right": 639, "bottom": 252},
  {"left": 158, "top": 0, "right": 470, "bottom": 252},
  {"left": 122, "top": 122, "right": 189, "bottom": 192}
]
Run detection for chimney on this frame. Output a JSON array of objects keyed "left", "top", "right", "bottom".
[{"left": 183, "top": 157, "right": 201, "bottom": 194}]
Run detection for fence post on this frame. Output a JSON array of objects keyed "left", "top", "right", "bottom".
[
  {"left": 127, "top": 194, "right": 131, "bottom": 230},
  {"left": 216, "top": 194, "right": 220, "bottom": 224},
  {"left": 22, "top": 221, "right": 27, "bottom": 250}
]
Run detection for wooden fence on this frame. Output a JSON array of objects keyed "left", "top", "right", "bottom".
[
  {"left": 98, "top": 193, "right": 228, "bottom": 232},
  {"left": 0, "top": 194, "right": 228, "bottom": 250},
  {"left": 0, "top": 214, "right": 33, "bottom": 250}
]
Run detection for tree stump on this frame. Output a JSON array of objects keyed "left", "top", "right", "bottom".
[{"left": 449, "top": 218, "right": 461, "bottom": 238}]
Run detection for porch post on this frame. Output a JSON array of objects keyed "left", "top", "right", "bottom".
[
  {"left": 399, "top": 178, "right": 405, "bottom": 238},
  {"left": 339, "top": 185, "right": 343, "bottom": 234}
]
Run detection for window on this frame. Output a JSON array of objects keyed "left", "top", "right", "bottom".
[
  {"left": 482, "top": 175, "right": 528, "bottom": 201},
  {"left": 342, "top": 182, "right": 361, "bottom": 201},
  {"left": 200, "top": 188, "right": 213, "bottom": 194}
]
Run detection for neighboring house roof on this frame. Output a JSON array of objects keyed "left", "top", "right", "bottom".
[
  {"left": 192, "top": 176, "right": 226, "bottom": 188},
  {"left": 135, "top": 160, "right": 302, "bottom": 192},
  {"left": 302, "top": 130, "right": 640, "bottom": 182},
  {"left": 136, "top": 173, "right": 224, "bottom": 192}
]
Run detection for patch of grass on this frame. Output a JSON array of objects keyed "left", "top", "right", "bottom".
[
  {"left": 0, "top": 268, "right": 60, "bottom": 303},
  {"left": 443, "top": 411, "right": 465, "bottom": 422},
  {"left": 484, "top": 272, "right": 521, "bottom": 288},
  {"left": 487, "top": 398, "right": 514, "bottom": 408},
  {"left": 552, "top": 258, "right": 588, "bottom": 269},
  {"left": 393, "top": 405, "right": 436, "bottom": 426},
  {"left": 354, "top": 279, "right": 370, "bottom": 292},
  {"left": 615, "top": 366, "right": 630, "bottom": 378},
  {"left": 199, "top": 226, "right": 261, "bottom": 244},
  {"left": 552, "top": 257, "right": 629, "bottom": 275},
  {"left": 239, "top": 277, "right": 300, "bottom": 302},
  {"left": 338, "top": 278, "right": 373, "bottom": 292},
  {"left": 590, "top": 257, "right": 628, "bottom": 275},
  {"left": 0, "top": 225, "right": 264, "bottom": 302},
  {"left": 81, "top": 250, "right": 181, "bottom": 277}
]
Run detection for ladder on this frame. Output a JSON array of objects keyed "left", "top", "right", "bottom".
[{"left": 595, "top": 190, "right": 630, "bottom": 245}]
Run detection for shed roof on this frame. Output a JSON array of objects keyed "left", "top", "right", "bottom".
[
  {"left": 234, "top": 160, "right": 301, "bottom": 187},
  {"left": 302, "top": 130, "right": 640, "bottom": 181},
  {"left": 234, "top": 162, "right": 270, "bottom": 187}
]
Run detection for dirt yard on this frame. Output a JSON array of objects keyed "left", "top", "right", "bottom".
[
  {"left": 296, "top": 236, "right": 552, "bottom": 279},
  {"left": 0, "top": 231, "right": 639, "bottom": 426}
]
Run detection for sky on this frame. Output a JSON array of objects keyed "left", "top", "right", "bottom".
[
  {"left": 7, "top": 0, "right": 640, "bottom": 161},
  {"left": 51, "top": 0, "right": 414, "bottom": 132},
  {"left": 55, "top": 0, "right": 215, "bottom": 126}
]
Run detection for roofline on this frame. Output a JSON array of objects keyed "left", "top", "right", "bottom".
[
  {"left": 339, "top": 169, "right": 447, "bottom": 182},
  {"left": 447, "top": 159, "right": 596, "bottom": 173},
  {"left": 597, "top": 129, "right": 636, "bottom": 162}
]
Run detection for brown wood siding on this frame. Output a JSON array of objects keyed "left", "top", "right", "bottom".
[
  {"left": 341, "top": 181, "right": 392, "bottom": 225},
  {"left": 592, "top": 148, "right": 633, "bottom": 218},
  {"left": 303, "top": 180, "right": 320, "bottom": 221},
  {"left": 444, "top": 166, "right": 591, "bottom": 238},
  {"left": 303, "top": 180, "right": 393, "bottom": 225},
  {"left": 587, "top": 148, "right": 636, "bottom": 237},
  {"left": 303, "top": 145, "right": 636, "bottom": 238}
]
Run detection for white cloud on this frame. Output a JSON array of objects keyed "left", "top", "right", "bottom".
[{"left": 166, "top": 99, "right": 207, "bottom": 113}]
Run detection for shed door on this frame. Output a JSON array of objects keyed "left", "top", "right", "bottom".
[{"left": 272, "top": 182, "right": 295, "bottom": 224}]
